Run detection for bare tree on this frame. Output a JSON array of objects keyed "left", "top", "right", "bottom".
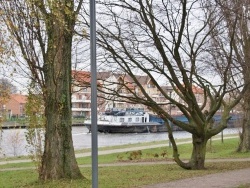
[
  {"left": 8, "top": 129, "right": 24, "bottom": 157},
  {"left": 79, "top": 0, "right": 244, "bottom": 169},
  {"left": 0, "top": 0, "right": 84, "bottom": 180},
  {"left": 211, "top": 0, "right": 250, "bottom": 152}
]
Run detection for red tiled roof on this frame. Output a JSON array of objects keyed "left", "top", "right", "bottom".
[
  {"left": 192, "top": 85, "right": 204, "bottom": 94},
  {"left": 174, "top": 84, "right": 204, "bottom": 95},
  {"left": 72, "top": 70, "right": 91, "bottom": 83},
  {"left": 72, "top": 70, "right": 151, "bottom": 88},
  {"left": 72, "top": 70, "right": 102, "bottom": 86},
  {"left": 11, "top": 94, "right": 27, "bottom": 104}
]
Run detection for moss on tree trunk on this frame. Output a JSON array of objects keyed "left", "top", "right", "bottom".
[{"left": 39, "top": 10, "right": 83, "bottom": 180}]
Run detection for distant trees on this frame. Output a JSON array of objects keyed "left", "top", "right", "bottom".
[
  {"left": 80, "top": 0, "right": 244, "bottom": 169},
  {"left": 0, "top": 79, "right": 11, "bottom": 106},
  {"left": 0, "top": 78, "right": 17, "bottom": 94},
  {"left": 0, "top": 78, "right": 17, "bottom": 120},
  {"left": 0, "top": 0, "right": 84, "bottom": 180}
]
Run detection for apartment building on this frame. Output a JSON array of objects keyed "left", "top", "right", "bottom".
[
  {"left": 72, "top": 71, "right": 204, "bottom": 118},
  {"left": 98, "top": 72, "right": 149, "bottom": 110},
  {"left": 71, "top": 71, "right": 92, "bottom": 118}
]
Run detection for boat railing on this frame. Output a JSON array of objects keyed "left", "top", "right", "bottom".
[{"left": 126, "top": 111, "right": 145, "bottom": 116}]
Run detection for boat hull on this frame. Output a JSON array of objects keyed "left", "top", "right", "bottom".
[
  {"left": 84, "top": 113, "right": 242, "bottom": 134},
  {"left": 85, "top": 122, "right": 167, "bottom": 133}
]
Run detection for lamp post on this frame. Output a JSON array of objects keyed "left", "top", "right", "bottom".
[
  {"left": 90, "top": 0, "right": 98, "bottom": 187},
  {"left": 169, "top": 91, "right": 172, "bottom": 148}
]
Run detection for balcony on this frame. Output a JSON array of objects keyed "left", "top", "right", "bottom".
[
  {"left": 72, "top": 99, "right": 91, "bottom": 103},
  {"left": 72, "top": 108, "right": 91, "bottom": 112}
]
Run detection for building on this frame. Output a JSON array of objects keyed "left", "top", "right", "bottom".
[
  {"left": 71, "top": 71, "right": 92, "bottom": 118},
  {"left": 72, "top": 71, "right": 190, "bottom": 117},
  {"left": 1, "top": 72, "right": 207, "bottom": 120},
  {"left": 4, "top": 94, "right": 27, "bottom": 119}
]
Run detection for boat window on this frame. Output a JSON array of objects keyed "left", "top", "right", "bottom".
[
  {"left": 128, "top": 118, "right": 132, "bottom": 122},
  {"left": 136, "top": 117, "right": 139, "bottom": 122},
  {"left": 120, "top": 118, "right": 124, "bottom": 122},
  {"left": 142, "top": 117, "right": 144, "bottom": 122}
]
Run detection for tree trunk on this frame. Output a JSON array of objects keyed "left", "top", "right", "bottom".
[
  {"left": 40, "top": 98, "right": 83, "bottom": 180},
  {"left": 237, "top": 29, "right": 250, "bottom": 152},
  {"left": 237, "top": 94, "right": 250, "bottom": 152},
  {"left": 171, "top": 127, "right": 209, "bottom": 170},
  {"left": 39, "top": 53, "right": 83, "bottom": 180},
  {"left": 189, "top": 134, "right": 208, "bottom": 170},
  {"left": 39, "top": 14, "right": 83, "bottom": 180}
]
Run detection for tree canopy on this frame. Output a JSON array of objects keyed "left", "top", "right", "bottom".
[{"left": 79, "top": 0, "right": 245, "bottom": 169}]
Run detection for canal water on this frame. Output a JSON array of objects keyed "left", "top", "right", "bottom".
[{"left": 0, "top": 127, "right": 240, "bottom": 157}]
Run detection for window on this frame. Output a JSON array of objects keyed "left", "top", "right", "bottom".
[
  {"left": 78, "top": 95, "right": 82, "bottom": 100},
  {"left": 147, "top": 84, "right": 155, "bottom": 88},
  {"left": 136, "top": 117, "right": 139, "bottom": 122},
  {"left": 120, "top": 118, "right": 124, "bottom": 122},
  {"left": 128, "top": 118, "right": 132, "bottom": 122},
  {"left": 20, "top": 104, "right": 23, "bottom": 114}
]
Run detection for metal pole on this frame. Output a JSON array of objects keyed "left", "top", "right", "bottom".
[
  {"left": 90, "top": 0, "right": 98, "bottom": 187},
  {"left": 169, "top": 91, "right": 172, "bottom": 148},
  {"left": 221, "top": 130, "right": 224, "bottom": 143}
]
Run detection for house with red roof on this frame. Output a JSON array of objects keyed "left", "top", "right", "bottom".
[{"left": 4, "top": 94, "right": 27, "bottom": 119}]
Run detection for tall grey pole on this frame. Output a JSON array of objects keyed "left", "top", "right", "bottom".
[
  {"left": 90, "top": 0, "right": 98, "bottom": 187},
  {"left": 169, "top": 91, "right": 172, "bottom": 148}
]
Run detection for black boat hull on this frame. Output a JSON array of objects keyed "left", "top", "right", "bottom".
[{"left": 85, "top": 123, "right": 169, "bottom": 133}]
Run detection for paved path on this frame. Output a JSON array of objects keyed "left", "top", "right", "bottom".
[{"left": 142, "top": 168, "right": 250, "bottom": 188}]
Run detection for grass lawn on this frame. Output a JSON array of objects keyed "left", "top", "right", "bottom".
[
  {"left": 1, "top": 162, "right": 250, "bottom": 187},
  {"left": 0, "top": 137, "right": 250, "bottom": 187},
  {"left": 76, "top": 137, "right": 249, "bottom": 165}
]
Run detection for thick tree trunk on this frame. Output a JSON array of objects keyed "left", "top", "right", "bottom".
[
  {"left": 170, "top": 121, "right": 209, "bottom": 170},
  {"left": 189, "top": 134, "right": 208, "bottom": 170},
  {"left": 237, "top": 33, "right": 250, "bottom": 152},
  {"left": 39, "top": 98, "right": 83, "bottom": 180},
  {"left": 39, "top": 12, "right": 83, "bottom": 180},
  {"left": 237, "top": 95, "right": 250, "bottom": 152},
  {"left": 39, "top": 59, "right": 83, "bottom": 179}
]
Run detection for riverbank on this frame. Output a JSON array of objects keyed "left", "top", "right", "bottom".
[{"left": 1, "top": 122, "right": 84, "bottom": 129}]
